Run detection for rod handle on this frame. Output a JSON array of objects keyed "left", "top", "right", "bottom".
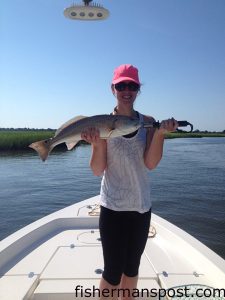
[{"left": 152, "top": 120, "right": 193, "bottom": 132}]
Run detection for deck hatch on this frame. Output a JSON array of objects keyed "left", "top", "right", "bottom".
[{"left": 40, "top": 246, "right": 104, "bottom": 279}]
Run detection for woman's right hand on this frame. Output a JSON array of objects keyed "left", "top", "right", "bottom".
[
  {"left": 81, "top": 127, "right": 101, "bottom": 145},
  {"left": 82, "top": 127, "right": 107, "bottom": 176}
]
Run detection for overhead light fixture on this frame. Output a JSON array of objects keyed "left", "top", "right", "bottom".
[{"left": 64, "top": 0, "right": 109, "bottom": 21}]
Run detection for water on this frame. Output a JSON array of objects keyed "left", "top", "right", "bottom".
[{"left": 0, "top": 138, "right": 225, "bottom": 259}]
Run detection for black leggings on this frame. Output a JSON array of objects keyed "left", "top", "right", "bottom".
[{"left": 99, "top": 206, "right": 151, "bottom": 286}]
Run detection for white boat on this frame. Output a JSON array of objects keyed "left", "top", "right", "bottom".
[{"left": 0, "top": 195, "right": 225, "bottom": 300}]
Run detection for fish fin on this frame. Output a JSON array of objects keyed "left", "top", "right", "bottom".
[
  {"left": 29, "top": 139, "right": 53, "bottom": 162},
  {"left": 104, "top": 119, "right": 117, "bottom": 138},
  {"left": 107, "top": 130, "right": 114, "bottom": 138},
  {"left": 55, "top": 115, "right": 87, "bottom": 137},
  {"left": 65, "top": 140, "right": 79, "bottom": 150},
  {"left": 100, "top": 129, "right": 115, "bottom": 139}
]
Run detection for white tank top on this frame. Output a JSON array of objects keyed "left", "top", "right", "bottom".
[{"left": 100, "top": 112, "right": 151, "bottom": 213}]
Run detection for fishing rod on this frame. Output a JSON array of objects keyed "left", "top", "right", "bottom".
[{"left": 143, "top": 120, "right": 193, "bottom": 133}]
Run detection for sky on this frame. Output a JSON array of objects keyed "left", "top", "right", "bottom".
[{"left": 1, "top": 0, "right": 225, "bottom": 131}]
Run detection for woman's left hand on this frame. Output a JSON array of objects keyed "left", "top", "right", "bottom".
[{"left": 159, "top": 118, "right": 178, "bottom": 135}]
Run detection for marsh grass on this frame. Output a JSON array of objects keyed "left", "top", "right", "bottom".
[
  {"left": 0, "top": 130, "right": 224, "bottom": 151},
  {"left": 0, "top": 130, "right": 55, "bottom": 151},
  {"left": 166, "top": 132, "right": 225, "bottom": 139}
]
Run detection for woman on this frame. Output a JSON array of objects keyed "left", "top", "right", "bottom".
[{"left": 81, "top": 64, "right": 178, "bottom": 299}]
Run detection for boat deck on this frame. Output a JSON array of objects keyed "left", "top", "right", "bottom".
[{"left": 0, "top": 196, "right": 225, "bottom": 300}]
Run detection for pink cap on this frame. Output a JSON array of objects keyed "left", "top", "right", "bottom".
[{"left": 112, "top": 64, "right": 140, "bottom": 85}]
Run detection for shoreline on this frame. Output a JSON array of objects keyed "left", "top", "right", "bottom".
[{"left": 0, "top": 130, "right": 225, "bottom": 151}]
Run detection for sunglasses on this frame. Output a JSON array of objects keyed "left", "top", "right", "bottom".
[{"left": 114, "top": 82, "right": 140, "bottom": 92}]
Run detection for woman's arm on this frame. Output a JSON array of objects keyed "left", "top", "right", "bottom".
[
  {"left": 81, "top": 127, "right": 107, "bottom": 176},
  {"left": 144, "top": 116, "right": 178, "bottom": 170}
]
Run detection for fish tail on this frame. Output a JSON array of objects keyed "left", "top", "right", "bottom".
[{"left": 29, "top": 139, "right": 53, "bottom": 162}]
